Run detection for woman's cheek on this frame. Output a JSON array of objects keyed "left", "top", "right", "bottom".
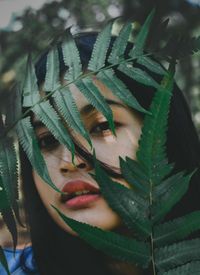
[{"left": 91, "top": 127, "right": 140, "bottom": 167}]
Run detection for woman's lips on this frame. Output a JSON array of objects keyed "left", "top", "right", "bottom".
[{"left": 60, "top": 180, "right": 101, "bottom": 209}]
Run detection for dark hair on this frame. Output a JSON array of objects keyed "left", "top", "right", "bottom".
[{"left": 20, "top": 33, "right": 200, "bottom": 275}]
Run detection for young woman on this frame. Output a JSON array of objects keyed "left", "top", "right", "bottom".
[{"left": 2, "top": 32, "right": 200, "bottom": 275}]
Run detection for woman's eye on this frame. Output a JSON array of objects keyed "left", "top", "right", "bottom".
[
  {"left": 90, "top": 121, "right": 122, "bottom": 136},
  {"left": 37, "top": 133, "right": 59, "bottom": 150}
]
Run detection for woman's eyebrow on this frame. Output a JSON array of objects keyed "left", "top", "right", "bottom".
[
  {"left": 80, "top": 99, "right": 126, "bottom": 115},
  {"left": 32, "top": 99, "right": 126, "bottom": 129}
]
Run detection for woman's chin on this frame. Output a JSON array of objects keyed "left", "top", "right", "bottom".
[{"left": 51, "top": 198, "right": 122, "bottom": 236}]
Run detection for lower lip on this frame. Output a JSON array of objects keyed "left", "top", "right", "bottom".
[{"left": 64, "top": 194, "right": 101, "bottom": 209}]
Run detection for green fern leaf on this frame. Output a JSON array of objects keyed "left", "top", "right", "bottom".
[
  {"left": 137, "top": 56, "right": 166, "bottom": 75},
  {"left": 32, "top": 100, "right": 75, "bottom": 160},
  {"left": 52, "top": 206, "right": 151, "bottom": 268},
  {"left": 0, "top": 175, "right": 10, "bottom": 210},
  {"left": 153, "top": 171, "right": 186, "bottom": 198},
  {"left": 93, "top": 157, "right": 151, "bottom": 238},
  {"left": 53, "top": 88, "right": 92, "bottom": 147},
  {"left": 129, "top": 9, "right": 155, "bottom": 58},
  {"left": 152, "top": 171, "right": 195, "bottom": 223},
  {"left": 0, "top": 138, "right": 19, "bottom": 206},
  {"left": 118, "top": 64, "right": 159, "bottom": 89},
  {"left": 16, "top": 117, "right": 61, "bottom": 193},
  {"left": 136, "top": 67, "right": 174, "bottom": 180},
  {"left": 155, "top": 238, "right": 200, "bottom": 271},
  {"left": 154, "top": 211, "right": 200, "bottom": 246},
  {"left": 1, "top": 208, "right": 17, "bottom": 249},
  {"left": 119, "top": 156, "right": 149, "bottom": 195},
  {"left": 62, "top": 29, "right": 82, "bottom": 81},
  {"left": 108, "top": 22, "right": 132, "bottom": 64},
  {"left": 88, "top": 20, "right": 113, "bottom": 71},
  {"left": 160, "top": 261, "right": 200, "bottom": 275},
  {"left": 150, "top": 159, "right": 175, "bottom": 186},
  {"left": 0, "top": 137, "right": 20, "bottom": 226},
  {"left": 97, "top": 69, "right": 150, "bottom": 114},
  {"left": 43, "top": 47, "right": 61, "bottom": 92},
  {"left": 76, "top": 77, "right": 116, "bottom": 135},
  {"left": 23, "top": 55, "right": 41, "bottom": 107},
  {"left": 0, "top": 245, "right": 10, "bottom": 275}
]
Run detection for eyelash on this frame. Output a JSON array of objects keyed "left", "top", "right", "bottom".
[
  {"left": 89, "top": 121, "right": 122, "bottom": 136},
  {"left": 37, "top": 121, "right": 122, "bottom": 150},
  {"left": 37, "top": 133, "right": 59, "bottom": 151}
]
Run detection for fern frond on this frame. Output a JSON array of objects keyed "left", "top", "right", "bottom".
[
  {"left": 152, "top": 171, "right": 195, "bottom": 223},
  {"left": 0, "top": 137, "right": 20, "bottom": 227},
  {"left": 62, "top": 28, "right": 82, "bottom": 81},
  {"left": 155, "top": 238, "right": 200, "bottom": 271},
  {"left": 129, "top": 8, "right": 155, "bottom": 58},
  {"left": 0, "top": 138, "right": 19, "bottom": 207},
  {"left": 118, "top": 64, "right": 159, "bottom": 89},
  {"left": 136, "top": 67, "right": 174, "bottom": 180},
  {"left": 32, "top": 100, "right": 75, "bottom": 159},
  {"left": 53, "top": 88, "right": 92, "bottom": 147},
  {"left": 16, "top": 117, "right": 61, "bottom": 193},
  {"left": 76, "top": 77, "right": 116, "bottom": 135},
  {"left": 154, "top": 211, "right": 200, "bottom": 246},
  {"left": 52, "top": 206, "right": 151, "bottom": 268},
  {"left": 43, "top": 47, "right": 61, "bottom": 92},
  {"left": 93, "top": 157, "right": 151, "bottom": 238},
  {"left": 23, "top": 55, "right": 41, "bottom": 107},
  {"left": 88, "top": 20, "right": 113, "bottom": 71},
  {"left": 108, "top": 22, "right": 132, "bottom": 64},
  {"left": 97, "top": 69, "right": 150, "bottom": 114},
  {"left": 0, "top": 246, "right": 10, "bottom": 275},
  {"left": 160, "top": 261, "right": 200, "bottom": 275},
  {"left": 137, "top": 56, "right": 166, "bottom": 75},
  {"left": 1, "top": 208, "right": 17, "bottom": 249},
  {"left": 119, "top": 156, "right": 149, "bottom": 196}
]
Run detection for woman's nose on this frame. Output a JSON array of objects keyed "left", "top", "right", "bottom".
[{"left": 60, "top": 154, "right": 91, "bottom": 173}]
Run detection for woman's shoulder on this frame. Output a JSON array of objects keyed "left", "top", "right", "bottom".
[{"left": 0, "top": 245, "right": 39, "bottom": 275}]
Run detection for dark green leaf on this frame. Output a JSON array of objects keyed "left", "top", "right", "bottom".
[
  {"left": 129, "top": 9, "right": 155, "bottom": 57},
  {"left": 108, "top": 22, "right": 132, "bottom": 63},
  {"left": 88, "top": 20, "right": 113, "bottom": 71},
  {"left": 22, "top": 55, "right": 41, "bottom": 107},
  {"left": 32, "top": 100, "right": 75, "bottom": 159},
  {"left": 152, "top": 171, "right": 195, "bottom": 223},
  {"left": 136, "top": 68, "right": 174, "bottom": 181},
  {"left": 16, "top": 117, "right": 61, "bottom": 193},
  {"left": 119, "top": 156, "right": 149, "bottom": 195},
  {"left": 1, "top": 208, "right": 17, "bottom": 249},
  {"left": 137, "top": 56, "right": 166, "bottom": 75},
  {"left": 52, "top": 206, "right": 151, "bottom": 268},
  {"left": 43, "top": 47, "right": 60, "bottom": 92},
  {"left": 118, "top": 64, "right": 159, "bottom": 89},
  {"left": 0, "top": 138, "right": 19, "bottom": 206},
  {"left": 53, "top": 88, "right": 92, "bottom": 147},
  {"left": 93, "top": 157, "right": 151, "bottom": 238},
  {"left": 62, "top": 29, "right": 82, "bottom": 81},
  {"left": 76, "top": 77, "right": 116, "bottom": 135},
  {"left": 160, "top": 261, "right": 200, "bottom": 275},
  {"left": 154, "top": 211, "right": 200, "bottom": 246},
  {"left": 155, "top": 238, "right": 200, "bottom": 271},
  {"left": 97, "top": 69, "right": 150, "bottom": 114}
]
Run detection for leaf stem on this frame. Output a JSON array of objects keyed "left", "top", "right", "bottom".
[{"left": 150, "top": 179, "right": 157, "bottom": 275}]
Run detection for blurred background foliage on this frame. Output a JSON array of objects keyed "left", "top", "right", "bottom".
[{"left": 0, "top": 0, "right": 199, "bottom": 134}]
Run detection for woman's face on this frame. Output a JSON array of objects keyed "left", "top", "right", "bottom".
[{"left": 32, "top": 77, "right": 143, "bottom": 236}]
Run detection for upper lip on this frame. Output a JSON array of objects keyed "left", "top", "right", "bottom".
[{"left": 60, "top": 180, "right": 100, "bottom": 202}]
